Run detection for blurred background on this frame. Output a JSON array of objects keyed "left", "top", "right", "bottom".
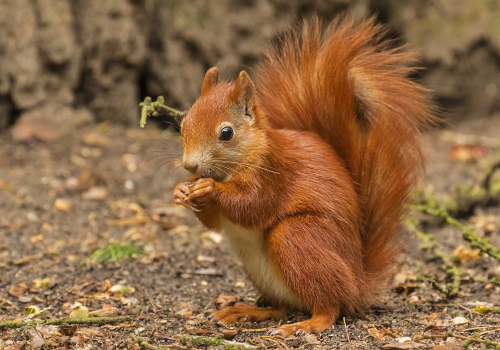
[{"left": 1, "top": 0, "right": 499, "bottom": 135}]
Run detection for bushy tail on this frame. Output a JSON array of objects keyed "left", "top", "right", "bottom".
[{"left": 255, "top": 17, "right": 434, "bottom": 302}]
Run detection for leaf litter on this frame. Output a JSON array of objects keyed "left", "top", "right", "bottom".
[{"left": 0, "top": 123, "right": 499, "bottom": 348}]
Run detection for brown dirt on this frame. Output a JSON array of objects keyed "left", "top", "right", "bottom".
[{"left": 1, "top": 114, "right": 500, "bottom": 349}]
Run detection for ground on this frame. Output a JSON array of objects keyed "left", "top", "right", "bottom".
[{"left": 1, "top": 115, "right": 500, "bottom": 349}]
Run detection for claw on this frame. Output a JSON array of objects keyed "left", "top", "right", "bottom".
[{"left": 269, "top": 328, "right": 284, "bottom": 336}]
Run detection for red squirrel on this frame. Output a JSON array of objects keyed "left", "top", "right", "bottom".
[{"left": 173, "top": 17, "right": 434, "bottom": 336}]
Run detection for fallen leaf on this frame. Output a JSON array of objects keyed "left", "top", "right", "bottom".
[
  {"left": 122, "top": 154, "right": 138, "bottom": 172},
  {"left": 453, "top": 245, "right": 480, "bottom": 263},
  {"left": 201, "top": 231, "right": 223, "bottom": 245},
  {"left": 396, "top": 337, "right": 412, "bottom": 343},
  {"left": 222, "top": 329, "right": 238, "bottom": 340},
  {"left": 65, "top": 177, "right": 80, "bottom": 191},
  {"left": 194, "top": 268, "right": 223, "bottom": 276},
  {"left": 24, "top": 305, "right": 41, "bottom": 316},
  {"left": 304, "top": 334, "right": 319, "bottom": 344},
  {"left": 215, "top": 295, "right": 237, "bottom": 309},
  {"left": 82, "top": 187, "right": 108, "bottom": 201},
  {"left": 31, "top": 335, "right": 44, "bottom": 349},
  {"left": 89, "top": 307, "right": 118, "bottom": 317},
  {"left": 107, "top": 285, "right": 128, "bottom": 298},
  {"left": 235, "top": 278, "right": 245, "bottom": 288},
  {"left": 83, "top": 133, "right": 110, "bottom": 148},
  {"left": 9, "top": 283, "right": 28, "bottom": 297},
  {"left": 54, "top": 198, "right": 71, "bottom": 211},
  {"left": 452, "top": 316, "right": 468, "bottom": 325},
  {"left": 194, "top": 329, "right": 214, "bottom": 335},
  {"left": 70, "top": 305, "right": 89, "bottom": 319},
  {"left": 176, "top": 307, "right": 194, "bottom": 318},
  {"left": 450, "top": 144, "right": 488, "bottom": 162}
]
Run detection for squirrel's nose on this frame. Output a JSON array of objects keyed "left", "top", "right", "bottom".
[{"left": 183, "top": 162, "right": 198, "bottom": 173}]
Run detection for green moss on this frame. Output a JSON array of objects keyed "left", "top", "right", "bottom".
[
  {"left": 90, "top": 243, "right": 144, "bottom": 263},
  {"left": 179, "top": 335, "right": 259, "bottom": 350}
]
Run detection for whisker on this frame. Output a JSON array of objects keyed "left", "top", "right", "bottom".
[
  {"left": 142, "top": 149, "right": 182, "bottom": 156},
  {"left": 212, "top": 166, "right": 222, "bottom": 178},
  {"left": 154, "top": 159, "right": 181, "bottom": 172},
  {"left": 213, "top": 158, "right": 279, "bottom": 174},
  {"left": 159, "top": 120, "right": 181, "bottom": 128},
  {"left": 216, "top": 164, "right": 249, "bottom": 182},
  {"left": 146, "top": 156, "right": 180, "bottom": 166},
  {"left": 213, "top": 164, "right": 231, "bottom": 180}
]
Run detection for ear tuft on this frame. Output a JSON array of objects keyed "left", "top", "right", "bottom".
[
  {"left": 232, "top": 71, "right": 255, "bottom": 109},
  {"left": 201, "top": 67, "right": 219, "bottom": 96}
]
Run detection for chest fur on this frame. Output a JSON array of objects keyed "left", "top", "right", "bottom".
[{"left": 219, "top": 218, "right": 302, "bottom": 308}]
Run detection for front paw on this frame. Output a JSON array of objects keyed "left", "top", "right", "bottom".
[
  {"left": 188, "top": 178, "right": 216, "bottom": 206},
  {"left": 174, "top": 180, "right": 199, "bottom": 211}
]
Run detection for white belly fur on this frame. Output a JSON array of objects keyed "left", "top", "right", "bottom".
[{"left": 219, "top": 217, "right": 302, "bottom": 308}]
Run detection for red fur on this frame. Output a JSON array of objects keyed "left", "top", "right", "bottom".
[{"left": 174, "top": 16, "right": 434, "bottom": 335}]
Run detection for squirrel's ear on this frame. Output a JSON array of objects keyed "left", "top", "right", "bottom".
[
  {"left": 201, "top": 67, "right": 219, "bottom": 96},
  {"left": 232, "top": 71, "right": 255, "bottom": 115}
]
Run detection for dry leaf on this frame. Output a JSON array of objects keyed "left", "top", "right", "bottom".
[
  {"left": 70, "top": 305, "right": 89, "bottom": 318},
  {"left": 222, "top": 329, "right": 238, "bottom": 340},
  {"left": 54, "top": 198, "right": 71, "bottom": 211},
  {"left": 452, "top": 316, "right": 468, "bottom": 325},
  {"left": 107, "top": 285, "right": 128, "bottom": 298},
  {"left": 176, "top": 307, "right": 194, "bottom": 318},
  {"left": 83, "top": 133, "right": 110, "bottom": 147},
  {"left": 453, "top": 245, "right": 480, "bottom": 263},
  {"left": 194, "top": 268, "right": 222, "bottom": 276},
  {"left": 9, "top": 283, "right": 28, "bottom": 297},
  {"left": 304, "top": 334, "right": 319, "bottom": 344},
  {"left": 89, "top": 307, "right": 118, "bottom": 317},
  {"left": 215, "top": 295, "right": 237, "bottom": 309},
  {"left": 450, "top": 144, "right": 487, "bottom": 162},
  {"left": 82, "top": 187, "right": 108, "bottom": 201}
]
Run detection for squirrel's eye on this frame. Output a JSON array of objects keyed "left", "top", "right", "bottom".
[{"left": 219, "top": 126, "right": 234, "bottom": 141}]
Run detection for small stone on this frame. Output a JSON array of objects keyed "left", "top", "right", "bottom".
[{"left": 82, "top": 187, "right": 108, "bottom": 201}]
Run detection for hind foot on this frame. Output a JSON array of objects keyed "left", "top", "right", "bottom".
[
  {"left": 210, "top": 302, "right": 283, "bottom": 325},
  {"left": 269, "top": 314, "right": 334, "bottom": 337}
]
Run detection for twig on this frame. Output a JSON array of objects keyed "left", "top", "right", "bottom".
[
  {"left": 130, "top": 333, "right": 156, "bottom": 349},
  {"left": 407, "top": 219, "right": 465, "bottom": 298},
  {"left": 260, "top": 336, "right": 289, "bottom": 350},
  {"left": 139, "top": 96, "right": 187, "bottom": 128},
  {"left": 0, "top": 316, "right": 131, "bottom": 329},
  {"left": 463, "top": 326, "right": 500, "bottom": 332},
  {"left": 240, "top": 326, "right": 274, "bottom": 333},
  {"left": 460, "top": 305, "right": 474, "bottom": 321},
  {"left": 415, "top": 204, "right": 500, "bottom": 262},
  {"left": 416, "top": 332, "right": 500, "bottom": 347},
  {"left": 343, "top": 317, "right": 351, "bottom": 344}
]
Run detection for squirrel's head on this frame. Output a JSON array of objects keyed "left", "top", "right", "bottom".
[{"left": 180, "top": 67, "right": 266, "bottom": 181}]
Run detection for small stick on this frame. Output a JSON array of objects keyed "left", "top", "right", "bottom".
[
  {"left": 343, "top": 317, "right": 351, "bottom": 344},
  {"left": 130, "top": 333, "right": 156, "bottom": 349},
  {"left": 463, "top": 325, "right": 500, "bottom": 332},
  {"left": 0, "top": 316, "right": 131, "bottom": 329},
  {"left": 417, "top": 332, "right": 500, "bottom": 346},
  {"left": 460, "top": 305, "right": 474, "bottom": 320},
  {"left": 240, "top": 326, "right": 274, "bottom": 333}
]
